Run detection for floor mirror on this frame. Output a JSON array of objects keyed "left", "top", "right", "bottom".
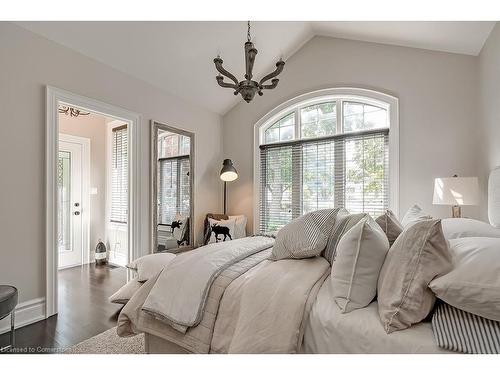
[{"left": 151, "top": 121, "right": 194, "bottom": 253}]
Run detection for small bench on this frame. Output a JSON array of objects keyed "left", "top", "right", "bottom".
[{"left": 0, "top": 285, "right": 18, "bottom": 351}]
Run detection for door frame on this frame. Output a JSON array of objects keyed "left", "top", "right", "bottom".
[
  {"left": 46, "top": 86, "right": 142, "bottom": 318},
  {"left": 58, "top": 133, "right": 91, "bottom": 268}
]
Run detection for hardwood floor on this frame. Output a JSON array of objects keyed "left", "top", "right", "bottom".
[{"left": 0, "top": 263, "right": 126, "bottom": 353}]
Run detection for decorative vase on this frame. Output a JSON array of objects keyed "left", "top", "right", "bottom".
[{"left": 95, "top": 240, "right": 107, "bottom": 266}]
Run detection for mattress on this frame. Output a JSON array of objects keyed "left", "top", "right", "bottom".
[{"left": 301, "top": 276, "right": 450, "bottom": 354}]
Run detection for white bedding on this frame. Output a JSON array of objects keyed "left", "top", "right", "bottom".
[{"left": 301, "top": 276, "right": 450, "bottom": 354}]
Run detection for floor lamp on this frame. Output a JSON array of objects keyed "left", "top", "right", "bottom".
[{"left": 220, "top": 159, "right": 238, "bottom": 215}]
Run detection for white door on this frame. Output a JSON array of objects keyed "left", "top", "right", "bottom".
[{"left": 58, "top": 138, "right": 84, "bottom": 269}]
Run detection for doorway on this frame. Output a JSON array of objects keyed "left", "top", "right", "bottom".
[
  {"left": 46, "top": 86, "right": 142, "bottom": 318},
  {"left": 56, "top": 106, "right": 130, "bottom": 331}
]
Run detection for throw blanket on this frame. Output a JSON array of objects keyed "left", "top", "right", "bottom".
[
  {"left": 432, "top": 302, "right": 500, "bottom": 354},
  {"left": 117, "top": 250, "right": 270, "bottom": 353},
  {"left": 210, "top": 257, "right": 329, "bottom": 353},
  {"left": 142, "top": 236, "right": 275, "bottom": 329},
  {"left": 117, "top": 235, "right": 330, "bottom": 353}
]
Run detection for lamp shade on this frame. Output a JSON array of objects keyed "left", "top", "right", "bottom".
[
  {"left": 220, "top": 159, "right": 238, "bottom": 182},
  {"left": 433, "top": 176, "right": 479, "bottom": 206}
]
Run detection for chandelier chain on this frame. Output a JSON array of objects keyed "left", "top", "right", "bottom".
[{"left": 247, "top": 21, "right": 251, "bottom": 42}]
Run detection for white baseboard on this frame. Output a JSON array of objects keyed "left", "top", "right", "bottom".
[{"left": 0, "top": 297, "right": 46, "bottom": 335}]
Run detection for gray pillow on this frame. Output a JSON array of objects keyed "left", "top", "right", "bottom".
[
  {"left": 377, "top": 219, "right": 452, "bottom": 333},
  {"left": 270, "top": 209, "right": 340, "bottom": 260},
  {"left": 323, "top": 211, "right": 367, "bottom": 264},
  {"left": 375, "top": 210, "right": 403, "bottom": 246},
  {"left": 331, "top": 216, "right": 389, "bottom": 313}
]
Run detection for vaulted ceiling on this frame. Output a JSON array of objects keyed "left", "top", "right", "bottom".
[{"left": 17, "top": 21, "right": 495, "bottom": 115}]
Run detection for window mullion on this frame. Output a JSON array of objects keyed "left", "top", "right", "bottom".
[
  {"left": 334, "top": 138, "right": 345, "bottom": 209},
  {"left": 336, "top": 100, "right": 343, "bottom": 134},
  {"left": 176, "top": 158, "right": 181, "bottom": 216},
  {"left": 291, "top": 109, "right": 301, "bottom": 219},
  {"left": 291, "top": 144, "right": 302, "bottom": 219},
  {"left": 334, "top": 100, "right": 344, "bottom": 209},
  {"left": 294, "top": 109, "right": 300, "bottom": 140}
]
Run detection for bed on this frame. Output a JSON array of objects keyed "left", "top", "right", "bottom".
[
  {"left": 121, "top": 241, "right": 451, "bottom": 354},
  {"left": 119, "top": 232, "right": 453, "bottom": 354},
  {"left": 116, "top": 169, "right": 500, "bottom": 354},
  {"left": 118, "top": 233, "right": 453, "bottom": 354}
]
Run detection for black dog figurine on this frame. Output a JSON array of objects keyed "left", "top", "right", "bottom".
[
  {"left": 211, "top": 223, "right": 232, "bottom": 242},
  {"left": 170, "top": 220, "right": 182, "bottom": 233}
]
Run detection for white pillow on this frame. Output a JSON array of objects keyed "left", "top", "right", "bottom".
[
  {"left": 229, "top": 215, "right": 247, "bottom": 239},
  {"left": 126, "top": 252, "right": 176, "bottom": 282},
  {"left": 108, "top": 278, "right": 143, "bottom": 304},
  {"left": 430, "top": 237, "right": 500, "bottom": 321},
  {"left": 208, "top": 218, "right": 236, "bottom": 243},
  {"left": 441, "top": 218, "right": 500, "bottom": 239},
  {"left": 330, "top": 216, "right": 389, "bottom": 313},
  {"left": 401, "top": 204, "right": 432, "bottom": 228}
]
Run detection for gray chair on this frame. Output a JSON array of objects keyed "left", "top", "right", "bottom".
[{"left": 0, "top": 285, "right": 18, "bottom": 351}]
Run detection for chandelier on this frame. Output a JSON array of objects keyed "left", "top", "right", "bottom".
[
  {"left": 213, "top": 21, "right": 285, "bottom": 103},
  {"left": 58, "top": 105, "right": 90, "bottom": 117}
]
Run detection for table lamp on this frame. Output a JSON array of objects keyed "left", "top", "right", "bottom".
[
  {"left": 432, "top": 175, "right": 479, "bottom": 218},
  {"left": 220, "top": 159, "right": 238, "bottom": 215}
]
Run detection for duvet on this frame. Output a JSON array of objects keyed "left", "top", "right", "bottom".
[{"left": 117, "top": 236, "right": 329, "bottom": 353}]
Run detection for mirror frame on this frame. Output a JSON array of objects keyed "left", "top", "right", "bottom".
[{"left": 150, "top": 120, "right": 195, "bottom": 253}]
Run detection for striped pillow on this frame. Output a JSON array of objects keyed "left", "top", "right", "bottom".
[
  {"left": 270, "top": 209, "right": 340, "bottom": 260},
  {"left": 323, "top": 212, "right": 368, "bottom": 264},
  {"left": 432, "top": 302, "right": 500, "bottom": 354}
]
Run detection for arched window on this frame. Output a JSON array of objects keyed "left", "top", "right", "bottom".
[{"left": 254, "top": 88, "right": 399, "bottom": 233}]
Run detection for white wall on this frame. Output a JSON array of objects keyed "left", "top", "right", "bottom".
[
  {"left": 478, "top": 23, "right": 500, "bottom": 222},
  {"left": 222, "top": 36, "right": 480, "bottom": 233},
  {"left": 59, "top": 112, "right": 107, "bottom": 262},
  {"left": 0, "top": 22, "right": 222, "bottom": 304}
]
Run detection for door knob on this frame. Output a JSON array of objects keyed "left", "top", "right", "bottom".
[{"left": 74, "top": 211, "right": 81, "bottom": 216}]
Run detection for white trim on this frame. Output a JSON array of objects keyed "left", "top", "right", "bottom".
[
  {"left": 253, "top": 87, "right": 400, "bottom": 232},
  {"left": 46, "top": 86, "right": 142, "bottom": 318},
  {"left": 0, "top": 298, "right": 46, "bottom": 335},
  {"left": 59, "top": 133, "right": 91, "bottom": 266}
]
